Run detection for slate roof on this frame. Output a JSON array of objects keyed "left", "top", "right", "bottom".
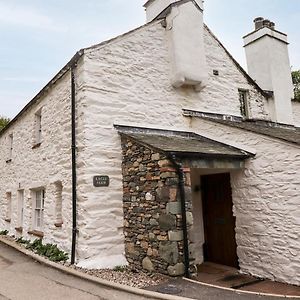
[
  {"left": 183, "top": 109, "right": 300, "bottom": 146},
  {"left": 115, "top": 125, "right": 253, "bottom": 159}
]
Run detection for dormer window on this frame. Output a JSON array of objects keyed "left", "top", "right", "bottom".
[{"left": 239, "top": 89, "right": 250, "bottom": 119}]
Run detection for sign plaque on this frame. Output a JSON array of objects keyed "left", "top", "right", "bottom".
[{"left": 93, "top": 176, "right": 110, "bottom": 187}]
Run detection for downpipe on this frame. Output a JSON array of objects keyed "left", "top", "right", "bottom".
[
  {"left": 168, "top": 153, "right": 191, "bottom": 278},
  {"left": 71, "top": 65, "right": 78, "bottom": 265}
]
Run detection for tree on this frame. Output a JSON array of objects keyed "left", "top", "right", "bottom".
[
  {"left": 292, "top": 70, "right": 300, "bottom": 101},
  {"left": 0, "top": 116, "right": 10, "bottom": 131}
]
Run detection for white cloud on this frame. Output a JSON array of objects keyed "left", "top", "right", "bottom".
[{"left": 0, "top": 2, "right": 66, "bottom": 32}]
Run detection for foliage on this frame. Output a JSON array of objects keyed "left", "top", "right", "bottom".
[
  {"left": 0, "top": 230, "right": 8, "bottom": 235},
  {"left": 113, "top": 265, "right": 127, "bottom": 272},
  {"left": 19, "top": 238, "right": 69, "bottom": 262},
  {"left": 16, "top": 237, "right": 31, "bottom": 245},
  {"left": 292, "top": 70, "right": 300, "bottom": 101},
  {"left": 0, "top": 116, "right": 10, "bottom": 131}
]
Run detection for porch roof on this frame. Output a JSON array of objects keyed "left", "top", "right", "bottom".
[{"left": 115, "top": 125, "right": 254, "bottom": 159}]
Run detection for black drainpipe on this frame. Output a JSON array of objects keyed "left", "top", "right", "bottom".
[
  {"left": 168, "top": 153, "right": 190, "bottom": 278},
  {"left": 71, "top": 65, "right": 77, "bottom": 265}
]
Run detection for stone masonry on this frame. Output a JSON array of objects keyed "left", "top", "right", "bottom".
[{"left": 121, "top": 136, "right": 194, "bottom": 276}]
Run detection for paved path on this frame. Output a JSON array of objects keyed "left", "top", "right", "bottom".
[{"left": 148, "top": 279, "right": 300, "bottom": 300}]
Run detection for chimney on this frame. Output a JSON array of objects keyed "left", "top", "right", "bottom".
[
  {"left": 144, "top": 0, "right": 208, "bottom": 91},
  {"left": 243, "top": 18, "right": 294, "bottom": 125}
]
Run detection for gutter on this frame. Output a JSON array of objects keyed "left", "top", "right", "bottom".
[
  {"left": 70, "top": 65, "right": 78, "bottom": 264},
  {"left": 168, "top": 153, "right": 190, "bottom": 279}
]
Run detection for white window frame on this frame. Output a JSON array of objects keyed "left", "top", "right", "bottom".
[{"left": 34, "top": 189, "right": 45, "bottom": 231}]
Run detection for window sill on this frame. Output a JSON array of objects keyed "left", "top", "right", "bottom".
[
  {"left": 6, "top": 159, "right": 12, "bottom": 164},
  {"left": 28, "top": 230, "right": 44, "bottom": 238},
  {"left": 54, "top": 222, "right": 63, "bottom": 228},
  {"left": 15, "top": 227, "right": 23, "bottom": 233},
  {"left": 32, "top": 143, "right": 41, "bottom": 149},
  {"left": 4, "top": 218, "right": 11, "bottom": 223}
]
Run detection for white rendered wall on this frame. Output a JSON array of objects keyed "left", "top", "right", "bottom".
[
  {"left": 76, "top": 20, "right": 268, "bottom": 268},
  {"left": 244, "top": 33, "right": 294, "bottom": 124},
  {"left": 189, "top": 117, "right": 300, "bottom": 286},
  {"left": 0, "top": 70, "right": 76, "bottom": 254},
  {"left": 166, "top": 1, "right": 208, "bottom": 89}
]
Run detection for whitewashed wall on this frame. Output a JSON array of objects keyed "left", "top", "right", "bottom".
[
  {"left": 292, "top": 102, "right": 300, "bottom": 126},
  {"left": 0, "top": 67, "right": 82, "bottom": 254},
  {"left": 189, "top": 117, "right": 300, "bottom": 286},
  {"left": 76, "top": 21, "right": 268, "bottom": 268}
]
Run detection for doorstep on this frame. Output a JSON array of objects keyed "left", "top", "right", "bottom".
[{"left": 194, "top": 262, "right": 300, "bottom": 297}]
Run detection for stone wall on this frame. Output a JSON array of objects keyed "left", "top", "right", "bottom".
[
  {"left": 121, "top": 136, "right": 194, "bottom": 276},
  {"left": 189, "top": 117, "right": 300, "bottom": 286},
  {"left": 0, "top": 71, "right": 73, "bottom": 252},
  {"left": 77, "top": 19, "right": 269, "bottom": 268}
]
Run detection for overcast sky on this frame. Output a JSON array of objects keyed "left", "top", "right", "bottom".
[{"left": 1, "top": 0, "right": 299, "bottom": 119}]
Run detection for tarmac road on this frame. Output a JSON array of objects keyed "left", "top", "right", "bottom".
[
  {"left": 0, "top": 241, "right": 298, "bottom": 300},
  {"left": 0, "top": 242, "right": 151, "bottom": 300}
]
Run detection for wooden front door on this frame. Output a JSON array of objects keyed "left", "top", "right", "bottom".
[{"left": 201, "top": 173, "right": 238, "bottom": 268}]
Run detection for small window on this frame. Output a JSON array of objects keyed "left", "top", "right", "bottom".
[
  {"left": 5, "top": 192, "right": 12, "bottom": 222},
  {"left": 34, "top": 189, "right": 45, "bottom": 230},
  {"left": 34, "top": 109, "right": 42, "bottom": 146},
  {"left": 8, "top": 133, "right": 13, "bottom": 160},
  {"left": 54, "top": 182, "right": 63, "bottom": 227},
  {"left": 17, "top": 190, "right": 24, "bottom": 228},
  {"left": 239, "top": 89, "right": 250, "bottom": 118}
]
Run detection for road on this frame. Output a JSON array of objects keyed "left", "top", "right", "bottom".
[
  {"left": 0, "top": 242, "right": 151, "bottom": 300},
  {"left": 0, "top": 241, "right": 298, "bottom": 300}
]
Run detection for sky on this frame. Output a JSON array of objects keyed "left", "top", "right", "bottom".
[{"left": 0, "top": 0, "right": 299, "bottom": 119}]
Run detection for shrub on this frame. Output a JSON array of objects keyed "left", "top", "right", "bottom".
[{"left": 25, "top": 239, "right": 69, "bottom": 262}]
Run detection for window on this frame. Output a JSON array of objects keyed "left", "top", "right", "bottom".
[
  {"left": 7, "top": 133, "right": 13, "bottom": 162},
  {"left": 34, "top": 109, "right": 42, "bottom": 146},
  {"left": 17, "top": 190, "right": 24, "bottom": 228},
  {"left": 54, "top": 182, "right": 63, "bottom": 227},
  {"left": 34, "top": 189, "right": 45, "bottom": 230},
  {"left": 5, "top": 192, "right": 12, "bottom": 222},
  {"left": 239, "top": 89, "right": 250, "bottom": 118}
]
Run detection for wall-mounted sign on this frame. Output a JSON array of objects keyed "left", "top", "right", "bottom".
[{"left": 93, "top": 176, "right": 110, "bottom": 187}]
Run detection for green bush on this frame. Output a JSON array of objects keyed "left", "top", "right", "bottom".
[
  {"left": 292, "top": 70, "right": 300, "bottom": 101},
  {"left": 0, "top": 230, "right": 8, "bottom": 235},
  {"left": 24, "top": 239, "right": 69, "bottom": 262}
]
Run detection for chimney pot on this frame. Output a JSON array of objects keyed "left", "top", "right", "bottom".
[
  {"left": 269, "top": 22, "right": 275, "bottom": 30},
  {"left": 254, "top": 17, "right": 264, "bottom": 30},
  {"left": 263, "top": 19, "right": 271, "bottom": 28}
]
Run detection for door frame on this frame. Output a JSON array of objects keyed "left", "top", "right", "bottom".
[{"left": 201, "top": 172, "right": 239, "bottom": 268}]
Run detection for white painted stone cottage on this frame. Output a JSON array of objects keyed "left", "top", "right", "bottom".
[{"left": 1, "top": 0, "right": 299, "bottom": 286}]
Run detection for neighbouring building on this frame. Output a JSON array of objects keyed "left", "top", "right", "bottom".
[{"left": 0, "top": 0, "right": 299, "bottom": 286}]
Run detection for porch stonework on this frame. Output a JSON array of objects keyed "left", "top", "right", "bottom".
[{"left": 121, "top": 136, "right": 194, "bottom": 276}]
